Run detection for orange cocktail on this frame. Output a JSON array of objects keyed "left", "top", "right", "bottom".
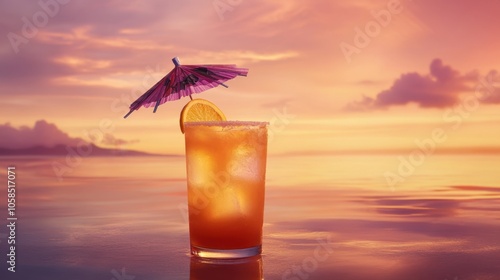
[{"left": 184, "top": 121, "right": 268, "bottom": 259}]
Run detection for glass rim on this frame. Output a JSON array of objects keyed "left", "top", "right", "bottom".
[{"left": 183, "top": 121, "right": 269, "bottom": 128}]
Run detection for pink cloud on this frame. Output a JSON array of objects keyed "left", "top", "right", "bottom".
[
  {"left": 0, "top": 120, "right": 83, "bottom": 149},
  {"left": 101, "top": 133, "right": 139, "bottom": 147},
  {"left": 345, "top": 59, "right": 498, "bottom": 110},
  {"left": 0, "top": 120, "right": 136, "bottom": 149},
  {"left": 479, "top": 70, "right": 500, "bottom": 104}
]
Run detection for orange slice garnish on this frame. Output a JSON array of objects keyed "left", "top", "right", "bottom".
[{"left": 179, "top": 99, "right": 226, "bottom": 133}]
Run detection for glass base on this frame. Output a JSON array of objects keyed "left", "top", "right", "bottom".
[{"left": 191, "top": 245, "right": 262, "bottom": 259}]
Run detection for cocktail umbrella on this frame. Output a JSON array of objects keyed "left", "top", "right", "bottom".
[{"left": 124, "top": 57, "right": 248, "bottom": 118}]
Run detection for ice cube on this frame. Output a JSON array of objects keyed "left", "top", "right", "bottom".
[
  {"left": 209, "top": 187, "right": 248, "bottom": 219},
  {"left": 228, "top": 143, "right": 262, "bottom": 181},
  {"left": 187, "top": 149, "right": 215, "bottom": 187}
]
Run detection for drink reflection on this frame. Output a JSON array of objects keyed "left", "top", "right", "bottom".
[{"left": 190, "top": 255, "right": 263, "bottom": 280}]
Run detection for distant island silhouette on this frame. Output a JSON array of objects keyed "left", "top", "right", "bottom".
[{"left": 0, "top": 144, "right": 170, "bottom": 157}]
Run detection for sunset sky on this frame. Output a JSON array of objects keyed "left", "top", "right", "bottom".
[{"left": 1, "top": 0, "right": 500, "bottom": 155}]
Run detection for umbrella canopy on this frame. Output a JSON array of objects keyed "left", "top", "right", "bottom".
[{"left": 124, "top": 57, "right": 248, "bottom": 118}]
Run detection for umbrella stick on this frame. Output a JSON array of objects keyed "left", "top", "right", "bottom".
[
  {"left": 153, "top": 99, "right": 161, "bottom": 113},
  {"left": 123, "top": 110, "right": 134, "bottom": 118},
  {"left": 189, "top": 94, "right": 193, "bottom": 100},
  {"left": 173, "top": 57, "right": 181, "bottom": 67}
]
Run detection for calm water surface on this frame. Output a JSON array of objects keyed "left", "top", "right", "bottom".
[{"left": 0, "top": 154, "right": 499, "bottom": 279}]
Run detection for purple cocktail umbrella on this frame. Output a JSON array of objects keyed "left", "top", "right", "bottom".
[{"left": 124, "top": 57, "right": 248, "bottom": 118}]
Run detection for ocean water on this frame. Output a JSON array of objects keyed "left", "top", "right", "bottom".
[{"left": 0, "top": 154, "right": 499, "bottom": 279}]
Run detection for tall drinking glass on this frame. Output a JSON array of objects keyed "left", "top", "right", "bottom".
[
  {"left": 184, "top": 121, "right": 268, "bottom": 259},
  {"left": 190, "top": 255, "right": 263, "bottom": 279}
]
